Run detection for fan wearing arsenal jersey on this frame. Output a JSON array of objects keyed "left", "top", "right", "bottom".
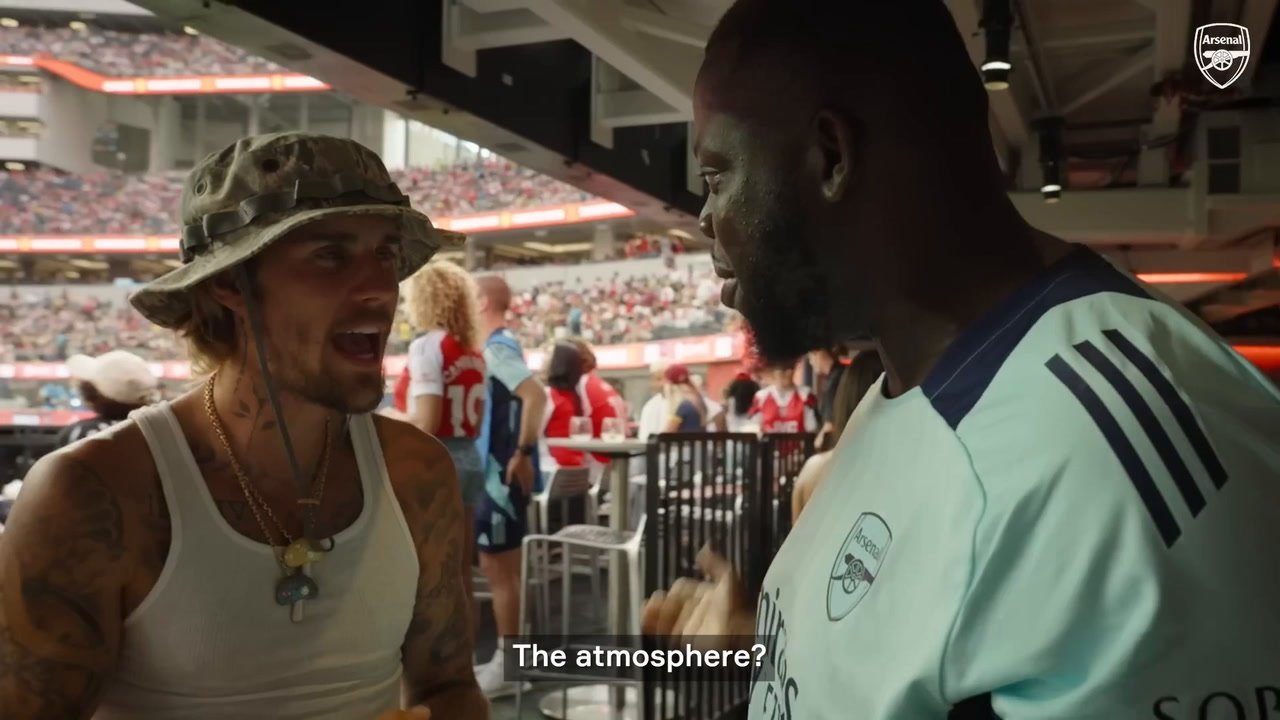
[
  {"left": 402, "top": 260, "right": 487, "bottom": 595},
  {"left": 569, "top": 338, "right": 626, "bottom": 425},
  {"left": 749, "top": 363, "right": 818, "bottom": 435},
  {"left": 541, "top": 341, "right": 591, "bottom": 472},
  {"left": 568, "top": 337, "right": 624, "bottom": 470}
]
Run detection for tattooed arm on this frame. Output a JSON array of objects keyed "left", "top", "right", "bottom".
[
  {"left": 384, "top": 422, "right": 488, "bottom": 718},
  {"left": 0, "top": 450, "right": 129, "bottom": 720}
]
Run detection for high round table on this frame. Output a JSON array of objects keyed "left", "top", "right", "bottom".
[{"left": 539, "top": 438, "right": 653, "bottom": 720}]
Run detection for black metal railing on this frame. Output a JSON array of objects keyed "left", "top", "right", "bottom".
[
  {"left": 641, "top": 432, "right": 814, "bottom": 720},
  {"left": 757, "top": 432, "right": 815, "bottom": 572}
]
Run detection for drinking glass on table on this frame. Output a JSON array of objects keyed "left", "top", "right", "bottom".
[
  {"left": 601, "top": 417, "right": 625, "bottom": 443},
  {"left": 569, "top": 416, "right": 593, "bottom": 441}
]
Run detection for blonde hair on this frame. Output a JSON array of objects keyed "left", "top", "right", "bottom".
[
  {"left": 649, "top": 359, "right": 669, "bottom": 381},
  {"left": 404, "top": 260, "right": 481, "bottom": 350},
  {"left": 173, "top": 276, "right": 240, "bottom": 378}
]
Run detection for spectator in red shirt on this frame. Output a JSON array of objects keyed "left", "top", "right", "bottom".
[
  {"left": 570, "top": 338, "right": 624, "bottom": 426},
  {"left": 392, "top": 364, "right": 411, "bottom": 414},
  {"left": 541, "top": 341, "right": 588, "bottom": 472}
]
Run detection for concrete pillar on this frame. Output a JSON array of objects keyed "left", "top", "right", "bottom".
[
  {"left": 591, "top": 224, "right": 617, "bottom": 261},
  {"left": 298, "top": 94, "right": 310, "bottom": 132},
  {"left": 348, "top": 105, "right": 385, "bottom": 155},
  {"left": 1137, "top": 98, "right": 1180, "bottom": 187},
  {"left": 149, "top": 96, "right": 181, "bottom": 172},
  {"left": 108, "top": 258, "right": 135, "bottom": 278},
  {"left": 194, "top": 96, "right": 207, "bottom": 160},
  {"left": 464, "top": 238, "right": 481, "bottom": 271},
  {"left": 247, "top": 101, "right": 261, "bottom": 136}
]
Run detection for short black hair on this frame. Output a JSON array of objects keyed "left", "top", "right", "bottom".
[
  {"left": 703, "top": 0, "right": 990, "bottom": 144},
  {"left": 725, "top": 376, "right": 760, "bottom": 416},
  {"left": 546, "top": 341, "right": 584, "bottom": 392}
]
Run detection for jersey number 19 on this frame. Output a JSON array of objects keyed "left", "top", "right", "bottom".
[{"left": 447, "top": 383, "right": 485, "bottom": 438}]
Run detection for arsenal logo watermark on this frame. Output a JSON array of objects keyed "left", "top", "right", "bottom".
[
  {"left": 826, "top": 513, "right": 892, "bottom": 622},
  {"left": 1194, "top": 23, "right": 1251, "bottom": 89}
]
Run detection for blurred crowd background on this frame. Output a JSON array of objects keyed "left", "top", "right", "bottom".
[
  {"left": 1, "top": 263, "right": 734, "bottom": 367},
  {"left": 0, "top": 24, "right": 286, "bottom": 76},
  {"left": 0, "top": 16, "right": 747, "bottom": 416},
  {"left": 0, "top": 161, "right": 597, "bottom": 234}
]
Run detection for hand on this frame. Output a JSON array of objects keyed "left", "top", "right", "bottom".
[
  {"left": 641, "top": 544, "right": 754, "bottom": 651},
  {"left": 506, "top": 452, "right": 535, "bottom": 495},
  {"left": 376, "top": 706, "right": 430, "bottom": 720}
]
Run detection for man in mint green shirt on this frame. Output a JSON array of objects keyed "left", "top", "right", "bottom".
[{"left": 643, "top": 1, "right": 1280, "bottom": 717}]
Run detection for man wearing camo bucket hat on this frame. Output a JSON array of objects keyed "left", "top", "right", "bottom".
[{"left": 0, "top": 133, "right": 488, "bottom": 720}]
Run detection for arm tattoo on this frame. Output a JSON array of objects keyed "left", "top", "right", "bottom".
[
  {"left": 0, "top": 597, "right": 103, "bottom": 720},
  {"left": 65, "top": 460, "right": 124, "bottom": 553},
  {"left": 407, "top": 543, "right": 467, "bottom": 666},
  {"left": 24, "top": 461, "right": 125, "bottom": 595},
  {"left": 0, "top": 458, "right": 125, "bottom": 718},
  {"left": 19, "top": 579, "right": 107, "bottom": 652},
  {"left": 414, "top": 477, "right": 442, "bottom": 514},
  {"left": 402, "top": 463, "right": 479, "bottom": 705}
]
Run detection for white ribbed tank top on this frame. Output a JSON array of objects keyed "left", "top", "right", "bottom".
[{"left": 95, "top": 403, "right": 419, "bottom": 720}]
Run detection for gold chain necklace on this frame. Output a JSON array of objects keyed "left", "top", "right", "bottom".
[{"left": 203, "top": 372, "right": 333, "bottom": 619}]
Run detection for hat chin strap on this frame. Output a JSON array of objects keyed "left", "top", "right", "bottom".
[{"left": 235, "top": 266, "right": 327, "bottom": 549}]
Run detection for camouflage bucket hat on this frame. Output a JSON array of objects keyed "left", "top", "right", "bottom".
[{"left": 129, "top": 132, "right": 465, "bottom": 329}]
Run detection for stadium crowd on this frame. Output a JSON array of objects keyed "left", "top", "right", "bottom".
[
  {"left": 0, "top": 24, "right": 287, "bottom": 77},
  {"left": 394, "top": 161, "right": 593, "bottom": 218},
  {"left": 0, "top": 287, "right": 175, "bottom": 363},
  {"left": 1, "top": 168, "right": 184, "bottom": 234},
  {"left": 1, "top": 264, "right": 732, "bottom": 367},
  {"left": 0, "top": 160, "right": 595, "bottom": 234},
  {"left": 505, "top": 266, "right": 732, "bottom": 347}
]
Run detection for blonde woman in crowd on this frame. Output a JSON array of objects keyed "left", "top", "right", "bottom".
[
  {"left": 399, "top": 260, "right": 488, "bottom": 596},
  {"left": 661, "top": 363, "right": 708, "bottom": 433}
]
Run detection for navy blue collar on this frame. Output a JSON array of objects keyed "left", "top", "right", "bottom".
[{"left": 919, "top": 246, "right": 1149, "bottom": 429}]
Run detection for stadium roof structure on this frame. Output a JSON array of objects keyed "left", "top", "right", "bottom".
[
  {"left": 118, "top": 0, "right": 1280, "bottom": 341},
  {"left": 0, "top": 5, "right": 330, "bottom": 94},
  {"left": 0, "top": 0, "right": 149, "bottom": 16},
  {"left": 0, "top": 53, "right": 329, "bottom": 94},
  {"left": 0, "top": 198, "right": 634, "bottom": 251},
  {"left": 117, "top": 0, "right": 1280, "bottom": 216}
]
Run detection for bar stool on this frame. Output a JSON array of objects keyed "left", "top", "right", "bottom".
[
  {"left": 472, "top": 569, "right": 491, "bottom": 603},
  {"left": 526, "top": 466, "right": 598, "bottom": 632},
  {"left": 515, "top": 514, "right": 648, "bottom": 718},
  {"left": 530, "top": 466, "right": 595, "bottom": 535}
]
